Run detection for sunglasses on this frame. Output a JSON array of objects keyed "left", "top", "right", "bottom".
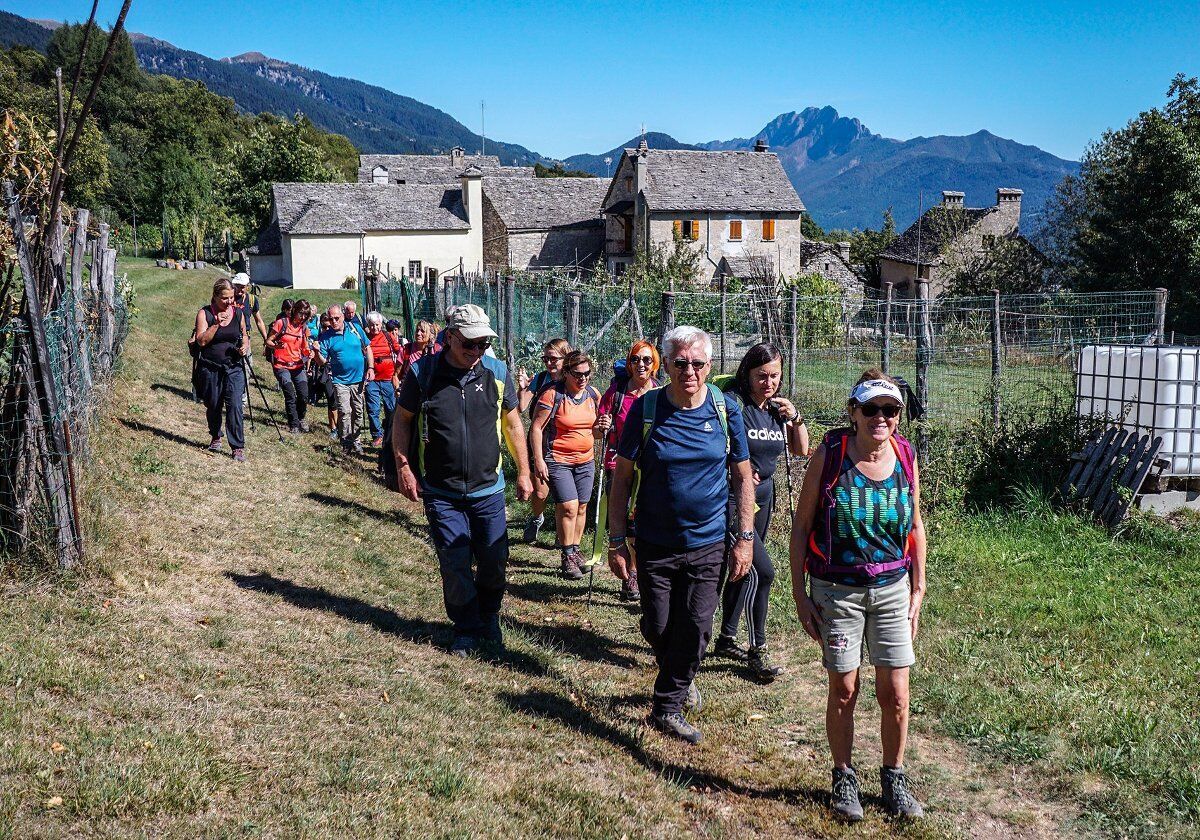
[
  {"left": 460, "top": 337, "right": 491, "bottom": 352},
  {"left": 541, "top": 355, "right": 562, "bottom": 363},
  {"left": 630, "top": 355, "right": 654, "bottom": 366},
  {"left": 858, "top": 402, "right": 902, "bottom": 419},
  {"left": 568, "top": 369, "right": 592, "bottom": 380},
  {"left": 672, "top": 358, "right": 708, "bottom": 371}
]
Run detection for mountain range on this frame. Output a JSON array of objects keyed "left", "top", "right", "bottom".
[{"left": 2, "top": 9, "right": 1079, "bottom": 230}]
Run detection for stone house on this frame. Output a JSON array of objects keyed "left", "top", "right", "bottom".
[
  {"left": 879, "top": 188, "right": 1025, "bottom": 296},
  {"left": 247, "top": 168, "right": 484, "bottom": 289},
  {"left": 600, "top": 139, "right": 811, "bottom": 284},
  {"left": 358, "top": 146, "right": 533, "bottom": 185},
  {"left": 481, "top": 177, "right": 610, "bottom": 273}
]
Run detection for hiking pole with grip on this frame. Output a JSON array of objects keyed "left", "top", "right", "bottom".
[
  {"left": 241, "top": 357, "right": 256, "bottom": 433},
  {"left": 244, "top": 355, "right": 286, "bottom": 442},
  {"left": 585, "top": 441, "right": 606, "bottom": 611}
]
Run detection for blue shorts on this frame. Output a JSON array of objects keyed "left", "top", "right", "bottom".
[{"left": 548, "top": 459, "right": 595, "bottom": 504}]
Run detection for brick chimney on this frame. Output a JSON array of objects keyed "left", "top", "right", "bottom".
[
  {"left": 837, "top": 241, "right": 850, "bottom": 263},
  {"left": 941, "top": 190, "right": 965, "bottom": 208},
  {"left": 996, "top": 188, "right": 1023, "bottom": 232},
  {"left": 754, "top": 137, "right": 769, "bottom": 152}
]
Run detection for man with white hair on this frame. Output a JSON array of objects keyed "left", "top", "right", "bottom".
[
  {"left": 607, "top": 325, "right": 755, "bottom": 744},
  {"left": 343, "top": 299, "right": 368, "bottom": 342},
  {"left": 316, "top": 304, "right": 373, "bottom": 453},
  {"left": 363, "top": 310, "right": 401, "bottom": 447}
]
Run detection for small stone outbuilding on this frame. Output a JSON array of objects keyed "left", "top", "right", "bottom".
[{"left": 481, "top": 177, "right": 610, "bottom": 272}]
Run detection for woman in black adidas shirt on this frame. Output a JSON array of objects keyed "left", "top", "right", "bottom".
[{"left": 713, "top": 344, "right": 809, "bottom": 680}]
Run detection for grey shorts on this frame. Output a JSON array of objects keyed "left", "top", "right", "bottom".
[
  {"left": 547, "top": 459, "right": 595, "bottom": 504},
  {"left": 811, "top": 575, "right": 915, "bottom": 672}
]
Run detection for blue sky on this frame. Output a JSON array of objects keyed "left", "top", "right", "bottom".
[{"left": 10, "top": 0, "right": 1199, "bottom": 160}]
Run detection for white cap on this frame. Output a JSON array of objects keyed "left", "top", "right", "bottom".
[
  {"left": 231, "top": 272, "right": 250, "bottom": 286},
  {"left": 850, "top": 378, "right": 904, "bottom": 406},
  {"left": 445, "top": 304, "right": 497, "bottom": 340}
]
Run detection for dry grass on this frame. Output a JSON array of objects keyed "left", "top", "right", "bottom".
[{"left": 0, "top": 259, "right": 1086, "bottom": 838}]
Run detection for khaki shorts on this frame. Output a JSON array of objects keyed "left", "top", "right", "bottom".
[{"left": 810, "top": 575, "right": 915, "bottom": 672}]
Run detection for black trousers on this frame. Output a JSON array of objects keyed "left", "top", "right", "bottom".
[
  {"left": 636, "top": 538, "right": 724, "bottom": 715},
  {"left": 273, "top": 367, "right": 309, "bottom": 428},
  {"left": 197, "top": 361, "right": 245, "bottom": 450},
  {"left": 720, "top": 479, "right": 776, "bottom": 648}
]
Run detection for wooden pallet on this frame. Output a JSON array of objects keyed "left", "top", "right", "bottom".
[{"left": 1061, "top": 427, "right": 1167, "bottom": 528}]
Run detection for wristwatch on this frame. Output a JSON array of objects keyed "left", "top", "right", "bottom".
[{"left": 732, "top": 530, "right": 755, "bottom": 542}]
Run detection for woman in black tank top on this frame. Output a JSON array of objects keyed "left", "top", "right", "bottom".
[{"left": 192, "top": 278, "right": 250, "bottom": 461}]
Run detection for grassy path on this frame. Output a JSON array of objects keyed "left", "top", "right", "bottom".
[{"left": 0, "top": 259, "right": 1107, "bottom": 837}]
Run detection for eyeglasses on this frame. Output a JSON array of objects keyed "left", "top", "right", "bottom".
[
  {"left": 859, "top": 402, "right": 902, "bottom": 419},
  {"left": 460, "top": 337, "right": 491, "bottom": 352},
  {"left": 672, "top": 358, "right": 708, "bottom": 371},
  {"left": 568, "top": 369, "right": 592, "bottom": 380},
  {"left": 630, "top": 355, "right": 654, "bottom": 366},
  {"left": 541, "top": 355, "right": 562, "bottom": 363}
]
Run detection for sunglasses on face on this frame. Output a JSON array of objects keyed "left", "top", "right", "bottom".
[
  {"left": 542, "top": 355, "right": 562, "bottom": 363},
  {"left": 672, "top": 358, "right": 707, "bottom": 371},
  {"left": 568, "top": 369, "right": 592, "bottom": 380},
  {"left": 460, "top": 337, "right": 491, "bottom": 352},
  {"left": 858, "top": 402, "right": 902, "bottom": 419},
  {"left": 630, "top": 355, "right": 654, "bottom": 366}
]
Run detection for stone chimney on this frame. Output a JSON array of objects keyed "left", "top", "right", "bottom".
[
  {"left": 450, "top": 146, "right": 465, "bottom": 167},
  {"left": 459, "top": 165, "right": 483, "bottom": 225},
  {"left": 754, "top": 137, "right": 769, "bottom": 152},
  {"left": 637, "top": 136, "right": 648, "bottom": 152},
  {"left": 941, "top": 190, "right": 965, "bottom": 208},
  {"left": 371, "top": 165, "right": 388, "bottom": 185},
  {"left": 837, "top": 241, "right": 850, "bottom": 263},
  {"left": 996, "top": 188, "right": 1023, "bottom": 231}
]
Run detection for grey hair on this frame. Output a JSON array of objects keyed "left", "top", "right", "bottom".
[
  {"left": 327, "top": 304, "right": 342, "bottom": 317},
  {"left": 343, "top": 299, "right": 357, "bottom": 311},
  {"left": 366, "top": 311, "right": 384, "bottom": 327},
  {"left": 662, "top": 325, "right": 713, "bottom": 362}
]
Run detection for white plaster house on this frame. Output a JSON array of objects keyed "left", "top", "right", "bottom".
[{"left": 248, "top": 168, "right": 484, "bottom": 289}]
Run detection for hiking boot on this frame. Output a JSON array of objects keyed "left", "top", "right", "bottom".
[
  {"left": 352, "top": 439, "right": 365, "bottom": 455},
  {"left": 328, "top": 428, "right": 339, "bottom": 441},
  {"left": 560, "top": 551, "right": 584, "bottom": 581},
  {"left": 289, "top": 425, "right": 302, "bottom": 435},
  {"left": 831, "top": 767, "right": 864, "bottom": 822},
  {"left": 619, "top": 575, "right": 640, "bottom": 602},
  {"left": 748, "top": 645, "right": 785, "bottom": 682},
  {"left": 232, "top": 448, "right": 247, "bottom": 463},
  {"left": 650, "top": 711, "right": 703, "bottom": 745},
  {"left": 480, "top": 617, "right": 504, "bottom": 648},
  {"left": 521, "top": 515, "right": 543, "bottom": 544},
  {"left": 298, "top": 420, "right": 311, "bottom": 433},
  {"left": 449, "top": 635, "right": 478, "bottom": 658},
  {"left": 880, "top": 766, "right": 924, "bottom": 818},
  {"left": 712, "top": 635, "right": 749, "bottom": 661},
  {"left": 207, "top": 438, "right": 223, "bottom": 453},
  {"left": 684, "top": 681, "right": 702, "bottom": 713}
]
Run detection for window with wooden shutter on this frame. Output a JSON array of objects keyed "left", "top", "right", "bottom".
[
  {"left": 673, "top": 220, "right": 682, "bottom": 239},
  {"left": 762, "top": 218, "right": 776, "bottom": 241},
  {"left": 688, "top": 220, "right": 700, "bottom": 240},
  {"left": 729, "top": 220, "right": 742, "bottom": 241}
]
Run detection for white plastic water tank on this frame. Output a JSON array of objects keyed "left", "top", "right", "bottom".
[{"left": 1076, "top": 345, "right": 1200, "bottom": 476}]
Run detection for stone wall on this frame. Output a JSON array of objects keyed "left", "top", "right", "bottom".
[
  {"left": 645, "top": 211, "right": 805, "bottom": 283},
  {"left": 506, "top": 224, "right": 604, "bottom": 272},
  {"left": 798, "top": 250, "right": 864, "bottom": 298}
]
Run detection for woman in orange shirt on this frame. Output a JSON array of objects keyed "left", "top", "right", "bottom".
[
  {"left": 529, "top": 350, "right": 601, "bottom": 580},
  {"left": 265, "top": 299, "right": 313, "bottom": 434}
]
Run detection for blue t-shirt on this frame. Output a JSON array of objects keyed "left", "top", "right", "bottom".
[
  {"left": 307, "top": 315, "right": 321, "bottom": 342},
  {"left": 617, "top": 387, "right": 749, "bottom": 549},
  {"left": 318, "top": 327, "right": 368, "bottom": 385}
]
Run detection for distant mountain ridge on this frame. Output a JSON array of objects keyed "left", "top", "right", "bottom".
[{"left": 565, "top": 107, "right": 1079, "bottom": 230}]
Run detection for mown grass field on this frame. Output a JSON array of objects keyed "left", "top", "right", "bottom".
[{"left": 0, "top": 257, "right": 1195, "bottom": 838}]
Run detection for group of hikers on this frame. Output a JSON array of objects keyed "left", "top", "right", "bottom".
[{"left": 189, "top": 276, "right": 927, "bottom": 822}]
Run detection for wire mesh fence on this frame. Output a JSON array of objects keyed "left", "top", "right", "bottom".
[{"left": 376, "top": 271, "right": 1162, "bottom": 448}]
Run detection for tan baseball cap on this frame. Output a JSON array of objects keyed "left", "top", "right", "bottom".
[{"left": 445, "top": 304, "right": 497, "bottom": 340}]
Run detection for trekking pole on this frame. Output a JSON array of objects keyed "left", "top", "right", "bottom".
[
  {"left": 244, "top": 356, "right": 286, "bottom": 442},
  {"left": 241, "top": 357, "right": 256, "bottom": 433},
  {"left": 585, "top": 442, "right": 607, "bottom": 611},
  {"left": 783, "top": 449, "right": 796, "bottom": 524}
]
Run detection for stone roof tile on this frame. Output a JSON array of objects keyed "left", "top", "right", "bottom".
[{"left": 484, "top": 178, "right": 609, "bottom": 230}]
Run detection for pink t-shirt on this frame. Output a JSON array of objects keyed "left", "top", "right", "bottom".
[{"left": 598, "top": 382, "right": 656, "bottom": 470}]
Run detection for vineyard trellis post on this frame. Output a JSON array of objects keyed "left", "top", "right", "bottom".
[
  {"left": 882, "top": 282, "right": 893, "bottom": 374},
  {"left": 660, "top": 291, "right": 675, "bottom": 342},
  {"left": 1154, "top": 288, "right": 1168, "bottom": 344},
  {"left": 542, "top": 287, "right": 550, "bottom": 343},
  {"left": 719, "top": 273, "right": 728, "bottom": 373},
  {"left": 504, "top": 275, "right": 516, "bottom": 362},
  {"left": 991, "top": 289, "right": 1002, "bottom": 433},
  {"left": 566, "top": 291, "right": 580, "bottom": 347},
  {"left": 916, "top": 279, "right": 932, "bottom": 461},
  {"left": 788, "top": 286, "right": 798, "bottom": 396}
]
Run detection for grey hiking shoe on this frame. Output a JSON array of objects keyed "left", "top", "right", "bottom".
[
  {"left": 298, "top": 420, "right": 311, "bottom": 433},
  {"left": 650, "top": 711, "right": 703, "bottom": 745},
  {"left": 232, "top": 448, "right": 247, "bottom": 463},
  {"left": 619, "top": 575, "right": 640, "bottom": 602},
  {"left": 522, "top": 515, "right": 543, "bottom": 544},
  {"left": 684, "top": 681, "right": 702, "bottom": 713},
  {"left": 831, "top": 767, "right": 864, "bottom": 822},
  {"left": 560, "top": 551, "right": 584, "bottom": 581},
  {"left": 880, "top": 766, "right": 924, "bottom": 818},
  {"left": 207, "top": 438, "right": 223, "bottom": 453},
  {"left": 712, "top": 635, "right": 749, "bottom": 661},
  {"left": 748, "top": 645, "right": 785, "bottom": 682},
  {"left": 449, "top": 635, "right": 478, "bottom": 658}
]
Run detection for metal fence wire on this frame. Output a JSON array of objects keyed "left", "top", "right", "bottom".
[{"left": 377, "top": 272, "right": 1161, "bottom": 442}]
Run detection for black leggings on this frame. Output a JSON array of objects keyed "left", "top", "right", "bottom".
[{"left": 720, "top": 479, "right": 776, "bottom": 649}]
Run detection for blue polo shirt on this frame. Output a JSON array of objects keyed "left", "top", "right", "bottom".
[
  {"left": 617, "top": 387, "right": 749, "bottom": 549},
  {"left": 318, "top": 327, "right": 368, "bottom": 385}
]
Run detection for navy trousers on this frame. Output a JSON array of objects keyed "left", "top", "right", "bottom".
[{"left": 422, "top": 490, "right": 509, "bottom": 637}]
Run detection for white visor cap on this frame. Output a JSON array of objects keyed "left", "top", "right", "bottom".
[{"left": 850, "top": 379, "right": 904, "bottom": 406}]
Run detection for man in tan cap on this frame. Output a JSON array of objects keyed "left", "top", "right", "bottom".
[{"left": 391, "top": 304, "right": 532, "bottom": 656}]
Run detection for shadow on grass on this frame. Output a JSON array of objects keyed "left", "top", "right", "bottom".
[
  {"left": 303, "top": 490, "right": 430, "bottom": 543},
  {"left": 497, "top": 688, "right": 826, "bottom": 805},
  {"left": 150, "top": 382, "right": 195, "bottom": 401},
  {"left": 119, "top": 417, "right": 203, "bottom": 449},
  {"left": 504, "top": 616, "right": 643, "bottom": 669},
  {"left": 226, "top": 571, "right": 549, "bottom": 678}
]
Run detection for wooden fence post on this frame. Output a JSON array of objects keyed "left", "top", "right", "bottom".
[
  {"left": 69, "top": 208, "right": 93, "bottom": 410},
  {"left": 916, "top": 279, "right": 932, "bottom": 461},
  {"left": 98, "top": 249, "right": 117, "bottom": 374},
  {"left": 660, "top": 291, "right": 675, "bottom": 341},
  {"left": 992, "top": 289, "right": 1002, "bottom": 433},
  {"left": 90, "top": 222, "right": 108, "bottom": 297},
  {"left": 542, "top": 288, "right": 551, "bottom": 342},
  {"left": 1154, "top": 287, "right": 1168, "bottom": 344},
  {"left": 505, "top": 275, "right": 516, "bottom": 362},
  {"left": 882, "top": 282, "right": 893, "bottom": 374},
  {"left": 566, "top": 291, "right": 581, "bottom": 347},
  {"left": 789, "top": 287, "right": 798, "bottom": 397},
  {"left": 719, "top": 274, "right": 728, "bottom": 373}
]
